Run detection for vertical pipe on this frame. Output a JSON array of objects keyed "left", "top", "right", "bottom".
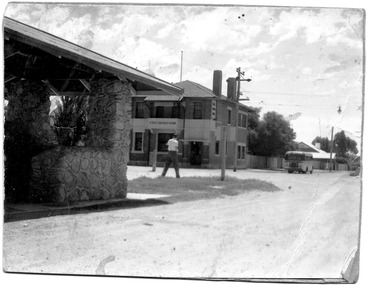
[
  {"left": 180, "top": 51, "right": 183, "bottom": 82},
  {"left": 221, "top": 126, "right": 227, "bottom": 181}
]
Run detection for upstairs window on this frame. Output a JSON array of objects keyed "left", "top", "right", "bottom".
[
  {"left": 135, "top": 102, "right": 145, "bottom": 118},
  {"left": 193, "top": 102, "right": 203, "bottom": 119},
  {"left": 238, "top": 113, "right": 247, "bottom": 128},
  {"left": 156, "top": 106, "right": 165, "bottom": 118},
  {"left": 227, "top": 108, "right": 232, "bottom": 125},
  {"left": 154, "top": 102, "right": 177, "bottom": 118}
]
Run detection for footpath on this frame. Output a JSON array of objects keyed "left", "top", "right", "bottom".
[{"left": 4, "top": 193, "right": 171, "bottom": 223}]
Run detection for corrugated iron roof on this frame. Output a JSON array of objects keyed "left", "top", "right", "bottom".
[
  {"left": 298, "top": 142, "right": 336, "bottom": 159},
  {"left": 175, "top": 80, "right": 216, "bottom": 98},
  {"left": 4, "top": 17, "right": 183, "bottom": 96}
]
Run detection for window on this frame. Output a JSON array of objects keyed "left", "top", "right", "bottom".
[
  {"left": 238, "top": 113, "right": 247, "bottom": 128},
  {"left": 154, "top": 102, "right": 177, "bottom": 118},
  {"left": 158, "top": 133, "right": 173, "bottom": 152},
  {"left": 134, "top": 132, "right": 143, "bottom": 151},
  {"left": 193, "top": 102, "right": 203, "bottom": 119},
  {"left": 227, "top": 108, "right": 232, "bottom": 125},
  {"left": 238, "top": 145, "right": 246, "bottom": 159},
  {"left": 135, "top": 102, "right": 145, "bottom": 118},
  {"left": 155, "top": 106, "right": 165, "bottom": 118},
  {"left": 215, "top": 141, "right": 220, "bottom": 155}
]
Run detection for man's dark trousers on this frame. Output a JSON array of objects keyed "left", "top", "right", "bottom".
[{"left": 161, "top": 151, "right": 180, "bottom": 178}]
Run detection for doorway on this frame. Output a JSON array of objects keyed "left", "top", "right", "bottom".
[{"left": 190, "top": 141, "right": 203, "bottom": 166}]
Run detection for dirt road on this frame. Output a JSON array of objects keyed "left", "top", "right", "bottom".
[{"left": 3, "top": 168, "right": 361, "bottom": 281}]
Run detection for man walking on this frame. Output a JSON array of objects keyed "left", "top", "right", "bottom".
[{"left": 161, "top": 133, "right": 180, "bottom": 178}]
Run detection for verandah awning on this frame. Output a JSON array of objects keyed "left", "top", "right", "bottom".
[{"left": 144, "top": 95, "right": 183, "bottom": 101}]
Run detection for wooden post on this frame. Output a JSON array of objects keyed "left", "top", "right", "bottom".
[
  {"left": 329, "top": 126, "right": 334, "bottom": 172},
  {"left": 220, "top": 126, "right": 227, "bottom": 181},
  {"left": 152, "top": 131, "right": 158, "bottom": 172},
  {"left": 233, "top": 68, "right": 242, "bottom": 172}
]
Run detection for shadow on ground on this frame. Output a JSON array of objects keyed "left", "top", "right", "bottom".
[{"left": 4, "top": 198, "right": 169, "bottom": 223}]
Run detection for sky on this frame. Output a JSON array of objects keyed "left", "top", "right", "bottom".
[{"left": 3, "top": 1, "right": 365, "bottom": 147}]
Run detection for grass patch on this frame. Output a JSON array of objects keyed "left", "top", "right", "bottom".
[{"left": 128, "top": 176, "right": 281, "bottom": 202}]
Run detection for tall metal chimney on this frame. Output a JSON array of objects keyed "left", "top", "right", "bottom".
[{"left": 213, "top": 70, "right": 222, "bottom": 97}]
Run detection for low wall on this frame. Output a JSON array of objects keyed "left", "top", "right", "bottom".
[{"left": 31, "top": 147, "right": 127, "bottom": 203}]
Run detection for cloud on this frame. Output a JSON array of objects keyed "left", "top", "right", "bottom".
[
  {"left": 324, "top": 57, "right": 362, "bottom": 73},
  {"left": 268, "top": 8, "right": 363, "bottom": 49},
  {"left": 302, "top": 67, "right": 312, "bottom": 75},
  {"left": 156, "top": 23, "right": 176, "bottom": 39},
  {"left": 179, "top": 7, "right": 262, "bottom": 52}
]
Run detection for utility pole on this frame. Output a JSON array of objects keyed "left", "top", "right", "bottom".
[
  {"left": 233, "top": 68, "right": 251, "bottom": 172},
  {"left": 329, "top": 126, "right": 334, "bottom": 172}
]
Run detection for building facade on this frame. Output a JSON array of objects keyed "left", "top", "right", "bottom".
[{"left": 129, "top": 70, "right": 253, "bottom": 169}]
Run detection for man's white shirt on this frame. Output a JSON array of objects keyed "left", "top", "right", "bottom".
[{"left": 167, "top": 138, "right": 178, "bottom": 151}]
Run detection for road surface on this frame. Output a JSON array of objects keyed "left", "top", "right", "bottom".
[{"left": 3, "top": 167, "right": 361, "bottom": 281}]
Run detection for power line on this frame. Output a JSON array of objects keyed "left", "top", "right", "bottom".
[{"left": 243, "top": 90, "right": 358, "bottom": 97}]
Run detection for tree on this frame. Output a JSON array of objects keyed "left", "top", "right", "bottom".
[
  {"left": 346, "top": 136, "right": 359, "bottom": 154},
  {"left": 247, "top": 107, "right": 261, "bottom": 154},
  {"left": 311, "top": 136, "right": 330, "bottom": 152},
  {"left": 249, "top": 111, "right": 296, "bottom": 156},
  {"left": 334, "top": 130, "right": 358, "bottom": 158}
]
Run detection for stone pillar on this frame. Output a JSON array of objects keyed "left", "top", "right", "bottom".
[
  {"left": 86, "top": 78, "right": 131, "bottom": 150},
  {"left": 5, "top": 80, "right": 57, "bottom": 202},
  {"left": 84, "top": 78, "right": 132, "bottom": 199},
  {"left": 30, "top": 79, "right": 133, "bottom": 204}
]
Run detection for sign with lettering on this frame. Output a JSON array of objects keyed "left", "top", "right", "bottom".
[{"left": 148, "top": 119, "right": 179, "bottom": 129}]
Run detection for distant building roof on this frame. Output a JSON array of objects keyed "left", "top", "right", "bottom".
[
  {"left": 297, "top": 142, "right": 336, "bottom": 159},
  {"left": 175, "top": 80, "right": 254, "bottom": 112}
]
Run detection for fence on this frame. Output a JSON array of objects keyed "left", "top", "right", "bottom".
[
  {"left": 246, "top": 154, "right": 348, "bottom": 171},
  {"left": 246, "top": 154, "right": 284, "bottom": 169}
]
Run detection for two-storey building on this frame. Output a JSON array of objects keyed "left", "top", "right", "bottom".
[{"left": 129, "top": 70, "right": 253, "bottom": 169}]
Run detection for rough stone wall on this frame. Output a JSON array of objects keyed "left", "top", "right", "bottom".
[
  {"left": 5, "top": 80, "right": 58, "bottom": 146},
  {"left": 4, "top": 80, "right": 57, "bottom": 202},
  {"left": 30, "top": 79, "right": 132, "bottom": 204}
]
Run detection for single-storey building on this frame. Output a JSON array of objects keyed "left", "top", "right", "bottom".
[{"left": 296, "top": 142, "right": 339, "bottom": 170}]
